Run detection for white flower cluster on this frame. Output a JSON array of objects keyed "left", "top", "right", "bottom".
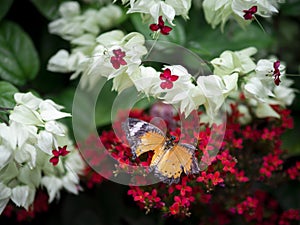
[
  {"left": 211, "top": 47, "right": 295, "bottom": 119},
  {"left": 202, "top": 0, "right": 284, "bottom": 30},
  {"left": 0, "top": 93, "right": 85, "bottom": 214},
  {"left": 47, "top": 1, "right": 124, "bottom": 76},
  {"left": 116, "top": 0, "right": 192, "bottom": 24}
]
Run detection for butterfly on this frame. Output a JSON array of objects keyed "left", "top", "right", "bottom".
[{"left": 122, "top": 118, "right": 200, "bottom": 184}]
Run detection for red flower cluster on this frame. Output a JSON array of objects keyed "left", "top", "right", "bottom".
[{"left": 80, "top": 102, "right": 300, "bottom": 224}]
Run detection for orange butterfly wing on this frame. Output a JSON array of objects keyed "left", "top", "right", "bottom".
[
  {"left": 122, "top": 118, "right": 165, "bottom": 159},
  {"left": 136, "top": 131, "right": 165, "bottom": 158},
  {"left": 154, "top": 143, "right": 200, "bottom": 184}
]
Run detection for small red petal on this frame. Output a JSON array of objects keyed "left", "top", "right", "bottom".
[
  {"left": 110, "top": 58, "right": 120, "bottom": 69},
  {"left": 52, "top": 150, "right": 59, "bottom": 157},
  {"left": 150, "top": 24, "right": 159, "bottom": 32},
  {"left": 160, "top": 26, "right": 172, "bottom": 35},
  {"left": 170, "top": 75, "right": 179, "bottom": 81},
  {"left": 274, "top": 75, "right": 281, "bottom": 86},
  {"left": 160, "top": 73, "right": 167, "bottom": 80},
  {"left": 163, "top": 68, "right": 171, "bottom": 78},
  {"left": 119, "top": 58, "right": 127, "bottom": 66},
  {"left": 49, "top": 157, "right": 59, "bottom": 166},
  {"left": 158, "top": 16, "right": 165, "bottom": 27},
  {"left": 243, "top": 13, "right": 253, "bottom": 20},
  {"left": 249, "top": 6, "right": 257, "bottom": 14},
  {"left": 273, "top": 60, "right": 280, "bottom": 70},
  {"left": 61, "top": 149, "right": 70, "bottom": 157}
]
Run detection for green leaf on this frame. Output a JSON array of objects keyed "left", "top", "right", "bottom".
[
  {"left": 0, "top": 81, "right": 18, "bottom": 123},
  {"left": 0, "top": 21, "right": 40, "bottom": 86},
  {"left": 186, "top": 9, "right": 274, "bottom": 60},
  {"left": 30, "top": 0, "right": 67, "bottom": 20},
  {"left": 0, "top": 0, "right": 13, "bottom": 21},
  {"left": 281, "top": 1, "right": 300, "bottom": 17},
  {"left": 95, "top": 80, "right": 117, "bottom": 127},
  {"left": 0, "top": 81, "right": 18, "bottom": 108}
]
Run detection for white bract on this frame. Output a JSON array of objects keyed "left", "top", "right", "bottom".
[
  {"left": 202, "top": 0, "right": 283, "bottom": 30},
  {"left": 0, "top": 92, "right": 85, "bottom": 215},
  {"left": 81, "top": 30, "right": 148, "bottom": 91},
  {"left": 211, "top": 47, "right": 257, "bottom": 76},
  {"left": 119, "top": 0, "right": 192, "bottom": 24}
]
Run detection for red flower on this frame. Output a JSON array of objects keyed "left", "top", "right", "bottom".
[
  {"left": 160, "top": 68, "right": 179, "bottom": 89},
  {"left": 49, "top": 145, "right": 70, "bottom": 166},
  {"left": 243, "top": 6, "right": 257, "bottom": 20},
  {"left": 273, "top": 60, "right": 281, "bottom": 86},
  {"left": 110, "top": 49, "right": 127, "bottom": 69},
  {"left": 150, "top": 16, "right": 172, "bottom": 35}
]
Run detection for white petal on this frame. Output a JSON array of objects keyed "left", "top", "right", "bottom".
[
  {"left": 37, "top": 131, "right": 55, "bottom": 155},
  {"left": 41, "top": 176, "right": 63, "bottom": 203},
  {"left": 62, "top": 172, "right": 79, "bottom": 194},
  {"left": 11, "top": 186, "right": 35, "bottom": 210},
  {"left": 0, "top": 183, "right": 11, "bottom": 214},
  {"left": 59, "top": 1, "right": 80, "bottom": 18},
  {"left": 39, "top": 101, "right": 71, "bottom": 121},
  {"left": 10, "top": 105, "right": 43, "bottom": 126},
  {"left": 45, "top": 121, "right": 66, "bottom": 136},
  {"left": 0, "top": 146, "right": 12, "bottom": 170},
  {"left": 159, "top": 2, "right": 176, "bottom": 25},
  {"left": 14, "top": 92, "right": 42, "bottom": 110},
  {"left": 255, "top": 103, "right": 280, "bottom": 118}
]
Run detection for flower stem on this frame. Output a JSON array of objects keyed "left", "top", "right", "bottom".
[
  {"left": 144, "top": 33, "right": 159, "bottom": 60},
  {"left": 0, "top": 107, "right": 13, "bottom": 111},
  {"left": 254, "top": 16, "right": 266, "bottom": 34}
]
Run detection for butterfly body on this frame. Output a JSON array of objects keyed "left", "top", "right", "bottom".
[{"left": 122, "top": 118, "right": 200, "bottom": 184}]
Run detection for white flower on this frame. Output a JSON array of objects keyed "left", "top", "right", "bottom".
[
  {"left": 0, "top": 92, "right": 85, "bottom": 215},
  {"left": 255, "top": 102, "right": 280, "bottom": 118},
  {"left": 47, "top": 50, "right": 87, "bottom": 74},
  {"left": 0, "top": 145, "right": 12, "bottom": 171},
  {"left": 41, "top": 176, "right": 63, "bottom": 202},
  {"left": 11, "top": 186, "right": 35, "bottom": 210},
  {"left": 203, "top": 0, "right": 283, "bottom": 29},
  {"left": 49, "top": 2, "right": 85, "bottom": 41},
  {"left": 97, "top": 5, "right": 123, "bottom": 29},
  {"left": 49, "top": 2, "right": 123, "bottom": 41},
  {"left": 0, "top": 183, "right": 11, "bottom": 214},
  {"left": 131, "top": 66, "right": 161, "bottom": 95},
  {"left": 39, "top": 100, "right": 71, "bottom": 121},
  {"left": 83, "top": 30, "right": 147, "bottom": 90},
  {"left": 202, "top": 0, "right": 233, "bottom": 30},
  {"left": 10, "top": 105, "right": 43, "bottom": 126},
  {"left": 255, "top": 58, "right": 285, "bottom": 77},
  {"left": 197, "top": 73, "right": 238, "bottom": 117},
  {"left": 232, "top": 0, "right": 279, "bottom": 19},
  {"left": 211, "top": 47, "right": 257, "bottom": 76},
  {"left": 126, "top": 0, "right": 175, "bottom": 24}
]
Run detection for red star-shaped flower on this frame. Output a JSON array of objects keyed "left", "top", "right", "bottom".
[
  {"left": 243, "top": 6, "right": 257, "bottom": 20},
  {"left": 49, "top": 145, "right": 70, "bottom": 166},
  {"left": 150, "top": 16, "right": 172, "bottom": 35},
  {"left": 110, "top": 49, "right": 127, "bottom": 69},
  {"left": 159, "top": 68, "right": 179, "bottom": 89}
]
